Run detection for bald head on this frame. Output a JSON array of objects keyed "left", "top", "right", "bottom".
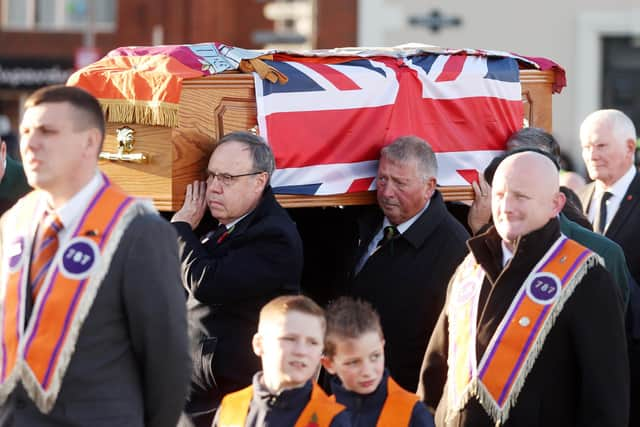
[{"left": 492, "top": 152, "right": 565, "bottom": 249}]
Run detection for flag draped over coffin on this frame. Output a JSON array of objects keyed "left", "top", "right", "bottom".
[
  {"left": 256, "top": 54, "right": 523, "bottom": 194},
  {"left": 68, "top": 42, "right": 566, "bottom": 197}
]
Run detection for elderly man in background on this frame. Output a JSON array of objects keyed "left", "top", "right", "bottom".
[
  {"left": 579, "top": 109, "right": 640, "bottom": 427},
  {"left": 172, "top": 131, "right": 304, "bottom": 427},
  {"left": 419, "top": 151, "right": 628, "bottom": 426},
  {"left": 345, "top": 135, "right": 469, "bottom": 392}
]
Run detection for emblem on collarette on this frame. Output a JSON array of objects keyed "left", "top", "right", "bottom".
[
  {"left": 525, "top": 272, "right": 561, "bottom": 305},
  {"left": 58, "top": 237, "right": 100, "bottom": 279},
  {"left": 7, "top": 237, "right": 25, "bottom": 272}
]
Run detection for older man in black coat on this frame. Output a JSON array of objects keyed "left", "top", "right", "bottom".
[
  {"left": 172, "top": 132, "right": 304, "bottom": 427},
  {"left": 345, "top": 135, "right": 469, "bottom": 392}
]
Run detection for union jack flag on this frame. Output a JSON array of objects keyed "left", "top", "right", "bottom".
[{"left": 254, "top": 54, "right": 523, "bottom": 195}]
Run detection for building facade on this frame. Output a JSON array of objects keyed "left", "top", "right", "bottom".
[{"left": 357, "top": 0, "right": 640, "bottom": 170}]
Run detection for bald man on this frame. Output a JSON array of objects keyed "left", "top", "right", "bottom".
[{"left": 418, "top": 151, "right": 628, "bottom": 426}]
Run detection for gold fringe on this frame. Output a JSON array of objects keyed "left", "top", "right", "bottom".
[
  {"left": 21, "top": 198, "right": 158, "bottom": 413},
  {"left": 99, "top": 99, "right": 179, "bottom": 128},
  {"left": 446, "top": 240, "right": 603, "bottom": 426},
  {"left": 478, "top": 251, "right": 602, "bottom": 426}
]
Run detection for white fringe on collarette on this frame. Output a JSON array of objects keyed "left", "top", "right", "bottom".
[
  {"left": 19, "top": 199, "right": 156, "bottom": 413},
  {"left": 447, "top": 248, "right": 603, "bottom": 426}
]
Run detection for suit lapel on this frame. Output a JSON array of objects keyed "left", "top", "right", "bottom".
[
  {"left": 353, "top": 209, "right": 383, "bottom": 272},
  {"left": 578, "top": 182, "right": 596, "bottom": 215},
  {"left": 606, "top": 171, "right": 640, "bottom": 239}
]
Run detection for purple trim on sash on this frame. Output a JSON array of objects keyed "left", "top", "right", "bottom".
[
  {"left": 14, "top": 268, "right": 23, "bottom": 350},
  {"left": 493, "top": 244, "right": 589, "bottom": 406},
  {"left": 479, "top": 294, "right": 526, "bottom": 378},
  {"left": 41, "top": 196, "right": 133, "bottom": 388},
  {"left": 479, "top": 238, "right": 568, "bottom": 397},
  {"left": 99, "top": 197, "right": 133, "bottom": 247},
  {"left": 72, "top": 181, "right": 110, "bottom": 236},
  {"left": 41, "top": 277, "right": 88, "bottom": 388},
  {"left": 24, "top": 181, "right": 109, "bottom": 357},
  {"left": 497, "top": 304, "right": 550, "bottom": 405},
  {"left": 539, "top": 237, "right": 567, "bottom": 270},
  {"left": 562, "top": 250, "right": 589, "bottom": 283},
  {"left": 1, "top": 267, "right": 24, "bottom": 381}
]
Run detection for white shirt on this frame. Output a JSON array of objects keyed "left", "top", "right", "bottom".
[
  {"left": 587, "top": 165, "right": 636, "bottom": 232},
  {"left": 501, "top": 241, "right": 514, "bottom": 267},
  {"left": 53, "top": 171, "right": 104, "bottom": 245},
  {"left": 355, "top": 199, "right": 431, "bottom": 273}
]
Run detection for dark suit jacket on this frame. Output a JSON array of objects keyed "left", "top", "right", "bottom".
[
  {"left": 579, "top": 171, "right": 640, "bottom": 285},
  {"left": 173, "top": 187, "right": 303, "bottom": 414},
  {"left": 346, "top": 191, "right": 469, "bottom": 392},
  {"left": 0, "top": 210, "right": 192, "bottom": 427},
  {"left": 580, "top": 171, "right": 640, "bottom": 427},
  {"left": 419, "top": 220, "right": 629, "bottom": 426}
]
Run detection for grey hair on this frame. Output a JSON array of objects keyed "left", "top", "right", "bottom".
[
  {"left": 580, "top": 109, "right": 637, "bottom": 146},
  {"left": 217, "top": 131, "right": 276, "bottom": 179},
  {"left": 380, "top": 135, "right": 437, "bottom": 180}
]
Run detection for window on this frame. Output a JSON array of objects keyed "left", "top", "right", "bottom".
[
  {"left": 601, "top": 36, "right": 640, "bottom": 132},
  {"left": 2, "top": 0, "right": 116, "bottom": 31}
]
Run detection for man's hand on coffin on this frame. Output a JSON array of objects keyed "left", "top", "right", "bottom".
[
  {"left": 171, "top": 180, "right": 207, "bottom": 229},
  {"left": 468, "top": 172, "right": 492, "bottom": 235}
]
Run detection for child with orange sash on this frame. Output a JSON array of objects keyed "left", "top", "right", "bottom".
[
  {"left": 322, "top": 297, "right": 434, "bottom": 427},
  {"left": 213, "top": 295, "right": 350, "bottom": 427}
]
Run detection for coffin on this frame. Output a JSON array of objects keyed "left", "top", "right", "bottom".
[{"left": 95, "top": 69, "right": 556, "bottom": 211}]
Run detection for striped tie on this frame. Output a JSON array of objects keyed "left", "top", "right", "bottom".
[{"left": 30, "top": 212, "right": 63, "bottom": 298}]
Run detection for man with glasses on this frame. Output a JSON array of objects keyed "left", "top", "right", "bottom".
[{"left": 171, "top": 131, "right": 304, "bottom": 427}]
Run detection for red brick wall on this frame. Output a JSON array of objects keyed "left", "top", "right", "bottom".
[
  {"left": 116, "top": 0, "right": 273, "bottom": 48},
  {"left": 316, "top": 0, "right": 357, "bottom": 48}
]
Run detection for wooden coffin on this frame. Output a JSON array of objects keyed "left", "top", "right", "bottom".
[{"left": 97, "top": 69, "right": 555, "bottom": 212}]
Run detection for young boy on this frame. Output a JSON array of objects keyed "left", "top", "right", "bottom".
[
  {"left": 213, "top": 295, "right": 351, "bottom": 427},
  {"left": 322, "top": 297, "right": 434, "bottom": 427}
]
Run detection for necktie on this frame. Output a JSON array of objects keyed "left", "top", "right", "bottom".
[
  {"left": 30, "top": 212, "right": 63, "bottom": 298},
  {"left": 594, "top": 191, "right": 612, "bottom": 234},
  {"left": 203, "top": 224, "right": 234, "bottom": 245},
  {"left": 376, "top": 225, "right": 398, "bottom": 248}
]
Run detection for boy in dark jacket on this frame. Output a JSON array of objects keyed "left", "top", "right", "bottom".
[
  {"left": 213, "top": 295, "right": 350, "bottom": 427},
  {"left": 322, "top": 297, "right": 434, "bottom": 427}
]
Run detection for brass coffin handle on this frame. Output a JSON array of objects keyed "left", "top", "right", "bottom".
[{"left": 99, "top": 126, "right": 149, "bottom": 163}]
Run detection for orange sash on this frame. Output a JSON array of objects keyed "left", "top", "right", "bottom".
[
  {"left": 446, "top": 236, "right": 598, "bottom": 425},
  {"left": 375, "top": 376, "right": 419, "bottom": 427},
  {"left": 218, "top": 382, "right": 345, "bottom": 427},
  {"left": 0, "top": 176, "right": 153, "bottom": 413}
]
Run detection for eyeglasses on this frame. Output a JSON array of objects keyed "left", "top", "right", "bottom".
[{"left": 206, "top": 171, "right": 265, "bottom": 187}]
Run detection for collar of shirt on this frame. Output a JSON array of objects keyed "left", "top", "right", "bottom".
[
  {"left": 221, "top": 211, "right": 251, "bottom": 231},
  {"left": 501, "top": 240, "right": 514, "bottom": 267},
  {"left": 380, "top": 198, "right": 431, "bottom": 238},
  {"left": 589, "top": 165, "right": 636, "bottom": 224},
  {"left": 53, "top": 171, "right": 104, "bottom": 245},
  {"left": 354, "top": 199, "right": 431, "bottom": 274},
  {"left": 369, "top": 199, "right": 430, "bottom": 252}
]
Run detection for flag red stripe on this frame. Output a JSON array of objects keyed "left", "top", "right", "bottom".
[
  {"left": 436, "top": 55, "right": 466, "bottom": 82},
  {"left": 301, "top": 62, "right": 361, "bottom": 90},
  {"left": 265, "top": 97, "right": 521, "bottom": 168},
  {"left": 347, "top": 177, "right": 375, "bottom": 193}
]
